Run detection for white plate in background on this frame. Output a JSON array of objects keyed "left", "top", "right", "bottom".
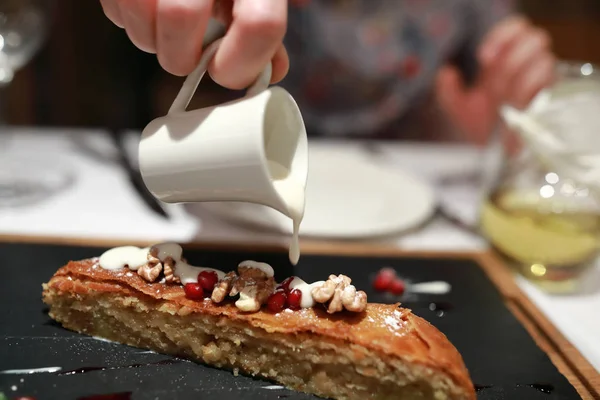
[{"left": 201, "top": 143, "right": 436, "bottom": 239}]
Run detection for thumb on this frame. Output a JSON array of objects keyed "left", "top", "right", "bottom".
[{"left": 436, "top": 65, "right": 467, "bottom": 116}]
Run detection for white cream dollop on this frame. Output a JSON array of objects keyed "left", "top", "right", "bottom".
[
  {"left": 238, "top": 260, "right": 274, "bottom": 277},
  {"left": 288, "top": 277, "right": 325, "bottom": 308},
  {"left": 410, "top": 281, "right": 452, "bottom": 295},
  {"left": 98, "top": 246, "right": 149, "bottom": 271}
]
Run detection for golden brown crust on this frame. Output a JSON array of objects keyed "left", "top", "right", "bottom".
[{"left": 43, "top": 258, "right": 475, "bottom": 399}]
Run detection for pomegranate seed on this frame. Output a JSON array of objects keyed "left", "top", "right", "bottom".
[
  {"left": 277, "top": 276, "right": 295, "bottom": 293},
  {"left": 389, "top": 279, "right": 405, "bottom": 296},
  {"left": 287, "top": 289, "right": 302, "bottom": 309},
  {"left": 373, "top": 267, "right": 396, "bottom": 292},
  {"left": 197, "top": 270, "right": 219, "bottom": 292},
  {"left": 373, "top": 274, "right": 392, "bottom": 292},
  {"left": 267, "top": 290, "right": 287, "bottom": 313},
  {"left": 184, "top": 283, "right": 205, "bottom": 300},
  {"left": 379, "top": 267, "right": 397, "bottom": 279}
]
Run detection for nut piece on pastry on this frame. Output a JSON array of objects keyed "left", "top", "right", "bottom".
[
  {"left": 231, "top": 263, "right": 276, "bottom": 312},
  {"left": 312, "top": 274, "right": 367, "bottom": 313},
  {"left": 162, "top": 256, "right": 178, "bottom": 283},
  {"left": 211, "top": 271, "right": 237, "bottom": 303},
  {"left": 341, "top": 283, "right": 368, "bottom": 312},
  {"left": 141, "top": 247, "right": 180, "bottom": 284},
  {"left": 136, "top": 247, "right": 163, "bottom": 283},
  {"left": 137, "top": 262, "right": 162, "bottom": 282}
]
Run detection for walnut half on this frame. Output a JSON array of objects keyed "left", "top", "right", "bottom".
[
  {"left": 211, "top": 271, "right": 237, "bottom": 303},
  {"left": 135, "top": 247, "right": 180, "bottom": 284},
  {"left": 311, "top": 274, "right": 367, "bottom": 314},
  {"left": 135, "top": 248, "right": 163, "bottom": 283},
  {"left": 232, "top": 264, "right": 275, "bottom": 312},
  {"left": 137, "top": 263, "right": 162, "bottom": 282}
]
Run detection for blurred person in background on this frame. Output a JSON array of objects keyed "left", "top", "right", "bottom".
[{"left": 99, "top": 0, "right": 555, "bottom": 144}]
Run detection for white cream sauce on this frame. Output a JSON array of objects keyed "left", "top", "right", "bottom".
[
  {"left": 410, "top": 281, "right": 452, "bottom": 295},
  {"left": 0, "top": 367, "right": 62, "bottom": 375},
  {"left": 238, "top": 260, "right": 274, "bottom": 277},
  {"left": 288, "top": 277, "right": 325, "bottom": 308},
  {"left": 268, "top": 160, "right": 305, "bottom": 266},
  {"left": 98, "top": 246, "right": 149, "bottom": 271}
]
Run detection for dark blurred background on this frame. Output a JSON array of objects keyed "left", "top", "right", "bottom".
[{"left": 5, "top": 0, "right": 600, "bottom": 131}]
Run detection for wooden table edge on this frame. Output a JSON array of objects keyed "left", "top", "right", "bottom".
[
  {"left": 2, "top": 234, "right": 599, "bottom": 397},
  {"left": 473, "top": 252, "right": 600, "bottom": 399}
]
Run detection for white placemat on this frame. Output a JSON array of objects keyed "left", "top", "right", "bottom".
[
  {"left": 517, "top": 273, "right": 600, "bottom": 373},
  {"left": 0, "top": 128, "right": 199, "bottom": 242}
]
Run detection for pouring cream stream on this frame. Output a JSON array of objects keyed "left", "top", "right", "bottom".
[{"left": 268, "top": 160, "right": 305, "bottom": 265}]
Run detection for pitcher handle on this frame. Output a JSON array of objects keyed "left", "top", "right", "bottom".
[{"left": 168, "top": 38, "right": 273, "bottom": 115}]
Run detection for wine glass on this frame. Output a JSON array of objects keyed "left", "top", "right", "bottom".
[{"left": 0, "top": 0, "right": 73, "bottom": 207}]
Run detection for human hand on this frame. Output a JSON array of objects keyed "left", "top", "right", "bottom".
[
  {"left": 436, "top": 16, "right": 555, "bottom": 145},
  {"left": 99, "top": 0, "right": 290, "bottom": 89}
]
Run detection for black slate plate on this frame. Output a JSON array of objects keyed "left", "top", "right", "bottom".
[{"left": 0, "top": 242, "right": 582, "bottom": 400}]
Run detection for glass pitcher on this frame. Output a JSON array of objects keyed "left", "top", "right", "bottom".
[{"left": 480, "top": 62, "right": 600, "bottom": 294}]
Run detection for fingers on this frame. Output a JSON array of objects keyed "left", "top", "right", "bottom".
[
  {"left": 508, "top": 53, "right": 556, "bottom": 109},
  {"left": 156, "top": 0, "right": 213, "bottom": 76},
  {"left": 118, "top": 0, "right": 158, "bottom": 53},
  {"left": 271, "top": 45, "right": 290, "bottom": 84},
  {"left": 101, "top": 0, "right": 290, "bottom": 88},
  {"left": 491, "top": 28, "right": 552, "bottom": 102},
  {"left": 479, "top": 15, "right": 555, "bottom": 109},
  {"left": 479, "top": 16, "right": 531, "bottom": 65},
  {"left": 209, "top": 0, "right": 288, "bottom": 89},
  {"left": 504, "top": 28, "right": 551, "bottom": 73},
  {"left": 100, "top": 0, "right": 124, "bottom": 28}
]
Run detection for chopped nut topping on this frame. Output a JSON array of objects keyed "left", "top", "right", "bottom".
[
  {"left": 134, "top": 247, "right": 163, "bottom": 283},
  {"left": 211, "top": 271, "right": 237, "bottom": 303},
  {"left": 232, "top": 265, "right": 275, "bottom": 312},
  {"left": 147, "top": 247, "right": 161, "bottom": 266},
  {"left": 112, "top": 244, "right": 369, "bottom": 313},
  {"left": 341, "top": 284, "right": 368, "bottom": 312},
  {"left": 136, "top": 248, "right": 180, "bottom": 284},
  {"left": 162, "top": 256, "right": 179, "bottom": 283},
  {"left": 210, "top": 265, "right": 275, "bottom": 312},
  {"left": 124, "top": 248, "right": 176, "bottom": 284},
  {"left": 311, "top": 274, "right": 367, "bottom": 313},
  {"left": 138, "top": 263, "right": 162, "bottom": 282}
]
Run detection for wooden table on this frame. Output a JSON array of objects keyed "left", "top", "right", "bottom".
[{"left": 2, "top": 234, "right": 599, "bottom": 399}]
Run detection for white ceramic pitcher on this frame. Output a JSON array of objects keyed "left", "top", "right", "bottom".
[{"left": 138, "top": 33, "right": 308, "bottom": 218}]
